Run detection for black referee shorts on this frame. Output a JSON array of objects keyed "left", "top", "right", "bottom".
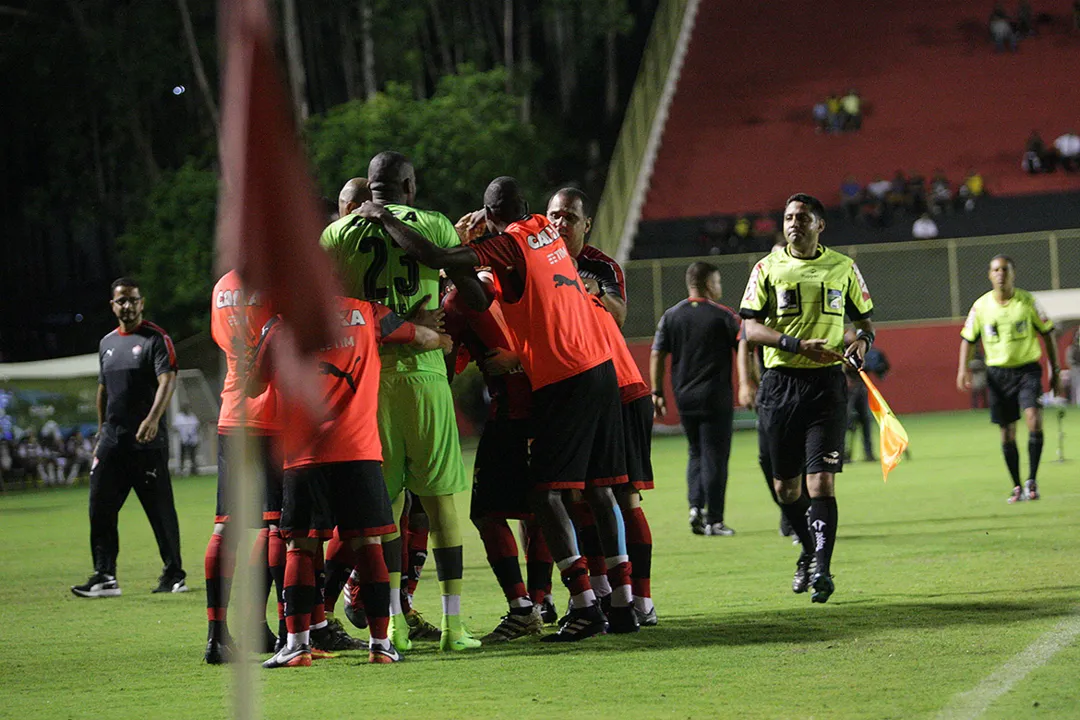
[
  {"left": 987, "top": 363, "right": 1043, "bottom": 426},
  {"left": 470, "top": 418, "right": 533, "bottom": 520},
  {"left": 757, "top": 366, "right": 847, "bottom": 479},
  {"left": 215, "top": 433, "right": 284, "bottom": 525},
  {"left": 281, "top": 461, "right": 396, "bottom": 540},
  {"left": 529, "top": 360, "right": 628, "bottom": 491}
]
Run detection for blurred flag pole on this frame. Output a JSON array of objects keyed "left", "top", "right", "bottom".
[
  {"left": 216, "top": 0, "right": 341, "bottom": 717},
  {"left": 848, "top": 357, "right": 910, "bottom": 482}
]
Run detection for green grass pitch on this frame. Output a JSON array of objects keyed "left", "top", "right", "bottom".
[{"left": 1, "top": 410, "right": 1078, "bottom": 719}]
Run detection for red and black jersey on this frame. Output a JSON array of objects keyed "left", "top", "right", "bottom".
[
  {"left": 577, "top": 244, "right": 626, "bottom": 303},
  {"left": 253, "top": 297, "right": 415, "bottom": 469},
  {"left": 443, "top": 281, "right": 532, "bottom": 421},
  {"left": 211, "top": 271, "right": 282, "bottom": 434},
  {"left": 589, "top": 296, "right": 649, "bottom": 404},
  {"left": 470, "top": 214, "right": 611, "bottom": 390}
]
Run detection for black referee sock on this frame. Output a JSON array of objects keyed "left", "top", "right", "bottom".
[
  {"left": 1028, "top": 431, "right": 1044, "bottom": 482},
  {"left": 780, "top": 494, "right": 813, "bottom": 554},
  {"left": 808, "top": 497, "right": 838, "bottom": 577},
  {"left": 1002, "top": 441, "right": 1021, "bottom": 487}
]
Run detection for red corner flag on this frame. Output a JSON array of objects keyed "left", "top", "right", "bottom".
[
  {"left": 215, "top": 0, "right": 340, "bottom": 355},
  {"left": 859, "top": 369, "right": 909, "bottom": 482}
]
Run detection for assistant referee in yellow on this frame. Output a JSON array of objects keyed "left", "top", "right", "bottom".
[
  {"left": 957, "top": 255, "right": 1060, "bottom": 503},
  {"left": 740, "top": 194, "right": 875, "bottom": 605}
]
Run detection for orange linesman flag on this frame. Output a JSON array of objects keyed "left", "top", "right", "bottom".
[{"left": 859, "top": 369, "right": 909, "bottom": 482}]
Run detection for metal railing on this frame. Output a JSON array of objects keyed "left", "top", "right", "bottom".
[{"left": 621, "top": 229, "right": 1080, "bottom": 340}]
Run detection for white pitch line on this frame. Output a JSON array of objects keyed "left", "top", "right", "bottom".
[{"left": 935, "top": 611, "right": 1080, "bottom": 720}]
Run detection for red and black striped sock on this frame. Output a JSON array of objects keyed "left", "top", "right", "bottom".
[
  {"left": 558, "top": 555, "right": 593, "bottom": 607},
  {"left": 626, "top": 507, "right": 653, "bottom": 605},
  {"left": 478, "top": 519, "right": 528, "bottom": 605},
  {"left": 524, "top": 520, "right": 554, "bottom": 604},
  {"left": 268, "top": 528, "right": 287, "bottom": 639},
  {"left": 353, "top": 543, "right": 391, "bottom": 642},
  {"left": 571, "top": 501, "right": 609, "bottom": 595},
  {"left": 204, "top": 532, "right": 234, "bottom": 637},
  {"left": 283, "top": 548, "right": 316, "bottom": 647}
]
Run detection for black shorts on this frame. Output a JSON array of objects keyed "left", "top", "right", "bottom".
[
  {"left": 280, "top": 460, "right": 396, "bottom": 540},
  {"left": 757, "top": 366, "right": 847, "bottom": 479},
  {"left": 987, "top": 363, "right": 1043, "bottom": 426},
  {"left": 529, "top": 360, "right": 628, "bottom": 491},
  {"left": 622, "top": 395, "right": 654, "bottom": 491},
  {"left": 215, "top": 433, "right": 284, "bottom": 525},
  {"left": 470, "top": 418, "right": 533, "bottom": 520}
]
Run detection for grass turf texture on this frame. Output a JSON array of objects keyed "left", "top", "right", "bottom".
[{"left": 1, "top": 411, "right": 1078, "bottom": 719}]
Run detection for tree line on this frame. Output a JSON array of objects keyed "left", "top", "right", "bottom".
[{"left": 1, "top": 0, "right": 657, "bottom": 360}]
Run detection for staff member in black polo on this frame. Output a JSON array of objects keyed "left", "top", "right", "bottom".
[
  {"left": 651, "top": 262, "right": 745, "bottom": 537},
  {"left": 72, "top": 278, "right": 187, "bottom": 597}
]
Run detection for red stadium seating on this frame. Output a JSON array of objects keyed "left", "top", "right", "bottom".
[{"left": 643, "top": 0, "right": 1080, "bottom": 220}]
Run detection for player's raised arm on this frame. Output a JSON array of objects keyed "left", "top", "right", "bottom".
[{"left": 356, "top": 201, "right": 480, "bottom": 270}]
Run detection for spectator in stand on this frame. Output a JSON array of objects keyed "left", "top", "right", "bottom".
[
  {"left": 752, "top": 214, "right": 778, "bottom": 249},
  {"left": 173, "top": 404, "right": 200, "bottom": 476},
  {"left": 66, "top": 431, "right": 94, "bottom": 484},
  {"left": 912, "top": 213, "right": 939, "bottom": 239},
  {"left": 730, "top": 215, "right": 752, "bottom": 251},
  {"left": 840, "top": 90, "right": 861, "bottom": 131},
  {"left": 840, "top": 176, "right": 863, "bottom": 221},
  {"left": 1016, "top": 1, "right": 1033, "bottom": 36},
  {"left": 887, "top": 171, "right": 909, "bottom": 216},
  {"left": 1053, "top": 130, "right": 1080, "bottom": 171},
  {"left": 812, "top": 101, "right": 829, "bottom": 133},
  {"left": 930, "top": 171, "right": 953, "bottom": 214},
  {"left": 1023, "top": 131, "right": 1049, "bottom": 173},
  {"left": 989, "top": 5, "right": 1018, "bottom": 51},
  {"left": 958, "top": 169, "right": 985, "bottom": 211},
  {"left": 907, "top": 172, "right": 927, "bottom": 215},
  {"left": 826, "top": 94, "right": 842, "bottom": 133}
]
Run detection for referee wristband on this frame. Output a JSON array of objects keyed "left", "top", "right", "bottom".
[
  {"left": 856, "top": 329, "right": 875, "bottom": 349},
  {"left": 778, "top": 334, "right": 801, "bottom": 354}
]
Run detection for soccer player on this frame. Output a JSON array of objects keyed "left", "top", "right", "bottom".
[
  {"left": 321, "top": 153, "right": 484, "bottom": 651},
  {"left": 652, "top": 262, "right": 744, "bottom": 537},
  {"left": 357, "top": 176, "right": 635, "bottom": 640},
  {"left": 252, "top": 296, "right": 449, "bottom": 668},
  {"left": 547, "top": 188, "right": 655, "bottom": 626},
  {"left": 203, "top": 271, "right": 286, "bottom": 663},
  {"left": 441, "top": 274, "right": 547, "bottom": 642},
  {"left": 546, "top": 188, "right": 627, "bottom": 327},
  {"left": 957, "top": 255, "right": 1060, "bottom": 502},
  {"left": 72, "top": 278, "right": 185, "bottom": 598},
  {"left": 739, "top": 194, "right": 875, "bottom": 604}
]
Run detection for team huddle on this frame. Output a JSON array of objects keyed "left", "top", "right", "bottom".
[{"left": 73, "top": 149, "right": 1062, "bottom": 671}]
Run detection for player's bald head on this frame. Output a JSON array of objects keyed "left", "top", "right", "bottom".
[
  {"left": 338, "top": 177, "right": 370, "bottom": 206},
  {"left": 367, "top": 151, "right": 415, "bottom": 203},
  {"left": 484, "top": 176, "right": 528, "bottom": 224}
]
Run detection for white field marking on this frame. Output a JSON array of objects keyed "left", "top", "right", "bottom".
[{"left": 935, "top": 610, "right": 1080, "bottom": 720}]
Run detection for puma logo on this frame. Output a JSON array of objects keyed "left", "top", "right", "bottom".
[{"left": 553, "top": 274, "right": 582, "bottom": 292}]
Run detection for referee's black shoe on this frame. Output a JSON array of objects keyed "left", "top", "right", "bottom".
[
  {"left": 810, "top": 573, "right": 835, "bottom": 604},
  {"left": 204, "top": 637, "right": 235, "bottom": 665},
  {"left": 792, "top": 552, "right": 814, "bottom": 594},
  {"left": 689, "top": 507, "right": 705, "bottom": 535}
]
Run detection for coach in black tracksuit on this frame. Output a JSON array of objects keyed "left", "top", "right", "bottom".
[
  {"left": 71, "top": 278, "right": 186, "bottom": 598},
  {"left": 650, "top": 262, "right": 744, "bottom": 537}
]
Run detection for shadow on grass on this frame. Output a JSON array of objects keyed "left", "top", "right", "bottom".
[{"left": 431, "top": 595, "right": 1080, "bottom": 661}]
